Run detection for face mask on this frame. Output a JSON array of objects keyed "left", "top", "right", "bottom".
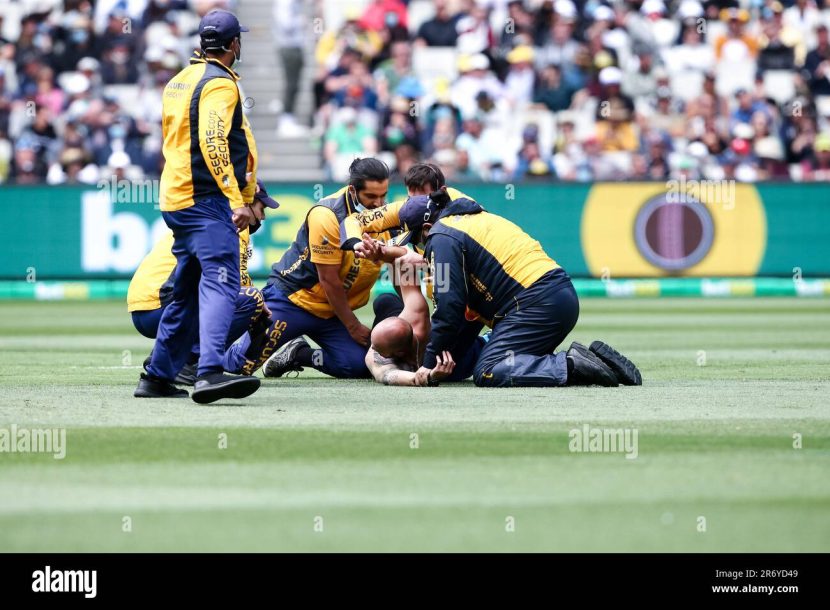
[
  {"left": 233, "top": 38, "right": 242, "bottom": 67},
  {"left": 349, "top": 187, "right": 366, "bottom": 213}
]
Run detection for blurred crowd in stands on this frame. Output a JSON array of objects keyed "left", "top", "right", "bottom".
[
  {"left": 315, "top": 0, "right": 830, "bottom": 182},
  {"left": 0, "top": 0, "right": 232, "bottom": 184},
  {"left": 1, "top": 0, "right": 830, "bottom": 184}
]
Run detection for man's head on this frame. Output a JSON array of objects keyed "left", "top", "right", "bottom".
[
  {"left": 404, "top": 162, "right": 446, "bottom": 195},
  {"left": 371, "top": 317, "right": 415, "bottom": 360},
  {"left": 347, "top": 157, "right": 389, "bottom": 210},
  {"left": 390, "top": 40, "right": 412, "bottom": 68},
  {"left": 249, "top": 179, "right": 279, "bottom": 228},
  {"left": 199, "top": 9, "right": 248, "bottom": 69},
  {"left": 736, "top": 88, "right": 753, "bottom": 110},
  {"left": 401, "top": 163, "right": 451, "bottom": 243}
]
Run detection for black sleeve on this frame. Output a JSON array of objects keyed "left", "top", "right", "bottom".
[{"left": 422, "top": 234, "right": 468, "bottom": 369}]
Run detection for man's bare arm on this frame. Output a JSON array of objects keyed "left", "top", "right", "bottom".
[{"left": 365, "top": 349, "right": 417, "bottom": 386}]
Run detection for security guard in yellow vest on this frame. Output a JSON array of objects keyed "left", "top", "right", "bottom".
[
  {"left": 136, "top": 9, "right": 261, "bottom": 403},
  {"left": 128, "top": 182, "right": 278, "bottom": 384},
  {"left": 224, "top": 158, "right": 395, "bottom": 378},
  {"left": 339, "top": 163, "right": 642, "bottom": 388}
]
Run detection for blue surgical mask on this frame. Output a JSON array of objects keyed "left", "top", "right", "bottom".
[{"left": 349, "top": 187, "right": 366, "bottom": 213}]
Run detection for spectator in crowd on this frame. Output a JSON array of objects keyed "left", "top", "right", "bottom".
[
  {"left": 504, "top": 45, "right": 536, "bottom": 108},
  {"left": 626, "top": 0, "right": 678, "bottom": 51},
  {"left": 714, "top": 8, "right": 758, "bottom": 62},
  {"left": 324, "top": 107, "right": 378, "bottom": 179},
  {"left": 379, "top": 96, "right": 419, "bottom": 153},
  {"left": 499, "top": 0, "right": 535, "bottom": 52},
  {"left": 331, "top": 60, "right": 380, "bottom": 113},
  {"left": 806, "top": 132, "right": 830, "bottom": 180},
  {"left": 731, "top": 88, "right": 770, "bottom": 127},
  {"left": 391, "top": 142, "right": 418, "bottom": 179},
  {"left": 50, "top": 12, "right": 98, "bottom": 75},
  {"left": 360, "top": 0, "right": 409, "bottom": 34},
  {"left": 585, "top": 5, "right": 631, "bottom": 71},
  {"left": 667, "top": 12, "right": 715, "bottom": 73},
  {"left": 596, "top": 98, "right": 638, "bottom": 152},
  {"left": 76, "top": 56, "right": 104, "bottom": 97},
  {"left": 455, "top": 0, "right": 494, "bottom": 56},
  {"left": 596, "top": 66, "right": 634, "bottom": 120},
  {"left": 758, "top": 3, "right": 801, "bottom": 72},
  {"left": 12, "top": 138, "right": 47, "bottom": 183},
  {"left": 451, "top": 53, "right": 504, "bottom": 119},
  {"left": 513, "top": 124, "right": 555, "bottom": 180},
  {"left": 623, "top": 44, "right": 662, "bottom": 103},
  {"left": 783, "top": 0, "right": 823, "bottom": 49},
  {"left": 532, "top": 63, "right": 576, "bottom": 111},
  {"left": 804, "top": 25, "right": 830, "bottom": 96},
  {"left": 648, "top": 84, "right": 685, "bottom": 137},
  {"left": 274, "top": 0, "right": 309, "bottom": 137},
  {"left": 316, "top": 9, "right": 383, "bottom": 75},
  {"left": 373, "top": 40, "right": 418, "bottom": 107},
  {"left": 535, "top": 7, "right": 580, "bottom": 70},
  {"left": 455, "top": 113, "right": 502, "bottom": 180},
  {"left": 415, "top": 0, "right": 461, "bottom": 47},
  {"left": 784, "top": 110, "right": 818, "bottom": 166}
]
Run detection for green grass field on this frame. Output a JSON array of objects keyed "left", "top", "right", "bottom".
[{"left": 0, "top": 298, "right": 828, "bottom": 552}]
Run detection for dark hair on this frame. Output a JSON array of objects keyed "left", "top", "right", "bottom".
[
  {"left": 348, "top": 157, "right": 389, "bottom": 191},
  {"left": 201, "top": 36, "right": 238, "bottom": 58},
  {"left": 404, "top": 162, "right": 446, "bottom": 193}
]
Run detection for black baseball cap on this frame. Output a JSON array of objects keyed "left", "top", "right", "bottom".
[
  {"left": 199, "top": 9, "right": 248, "bottom": 49},
  {"left": 399, "top": 194, "right": 441, "bottom": 234},
  {"left": 254, "top": 180, "right": 279, "bottom": 209}
]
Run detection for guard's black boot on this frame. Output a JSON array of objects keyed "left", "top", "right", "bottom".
[
  {"left": 174, "top": 362, "right": 198, "bottom": 386},
  {"left": 589, "top": 341, "right": 642, "bottom": 386},
  {"left": 134, "top": 373, "right": 189, "bottom": 398},
  {"left": 191, "top": 373, "right": 260, "bottom": 404},
  {"left": 566, "top": 342, "right": 618, "bottom": 387}
]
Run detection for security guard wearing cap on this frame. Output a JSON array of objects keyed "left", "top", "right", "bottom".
[
  {"left": 338, "top": 164, "right": 487, "bottom": 383},
  {"left": 343, "top": 163, "right": 643, "bottom": 388},
  {"left": 135, "top": 9, "right": 261, "bottom": 403}
]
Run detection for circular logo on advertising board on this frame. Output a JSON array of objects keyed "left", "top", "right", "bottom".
[{"left": 633, "top": 195, "right": 715, "bottom": 272}]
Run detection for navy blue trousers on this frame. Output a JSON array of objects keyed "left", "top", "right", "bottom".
[
  {"left": 146, "top": 196, "right": 241, "bottom": 380},
  {"left": 131, "top": 286, "right": 264, "bottom": 358},
  {"left": 473, "top": 270, "right": 579, "bottom": 387},
  {"left": 224, "top": 283, "right": 370, "bottom": 378}
]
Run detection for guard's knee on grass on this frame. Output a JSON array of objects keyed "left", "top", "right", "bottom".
[
  {"left": 319, "top": 354, "right": 370, "bottom": 379},
  {"left": 473, "top": 362, "right": 511, "bottom": 387},
  {"left": 474, "top": 353, "right": 569, "bottom": 387}
]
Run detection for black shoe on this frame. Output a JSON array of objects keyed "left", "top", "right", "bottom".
[
  {"left": 134, "top": 373, "right": 189, "bottom": 398},
  {"left": 589, "top": 341, "right": 642, "bottom": 386},
  {"left": 174, "top": 362, "right": 197, "bottom": 386},
  {"left": 263, "top": 337, "right": 308, "bottom": 378},
  {"left": 191, "top": 373, "right": 260, "bottom": 404},
  {"left": 566, "top": 342, "right": 618, "bottom": 387}
]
